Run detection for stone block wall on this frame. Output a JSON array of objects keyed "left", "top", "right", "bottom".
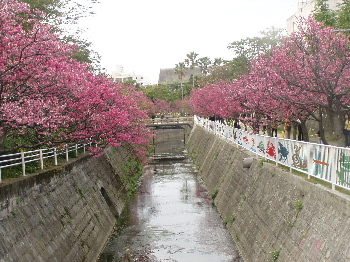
[
  {"left": 188, "top": 125, "right": 350, "bottom": 262},
  {"left": 0, "top": 146, "right": 139, "bottom": 262}
]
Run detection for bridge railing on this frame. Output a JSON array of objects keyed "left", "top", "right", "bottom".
[
  {"left": 194, "top": 116, "right": 350, "bottom": 192},
  {"left": 146, "top": 116, "right": 194, "bottom": 125},
  {"left": 0, "top": 143, "right": 92, "bottom": 183}
]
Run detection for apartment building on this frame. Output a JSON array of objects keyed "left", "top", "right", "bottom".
[{"left": 111, "top": 65, "right": 150, "bottom": 86}]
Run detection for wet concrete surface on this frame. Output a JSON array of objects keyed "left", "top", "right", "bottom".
[{"left": 98, "top": 129, "right": 242, "bottom": 262}]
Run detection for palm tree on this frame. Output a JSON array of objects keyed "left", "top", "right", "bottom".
[
  {"left": 198, "top": 57, "right": 212, "bottom": 75},
  {"left": 213, "top": 57, "right": 225, "bottom": 67},
  {"left": 174, "top": 62, "right": 186, "bottom": 100},
  {"left": 184, "top": 51, "right": 199, "bottom": 88}
]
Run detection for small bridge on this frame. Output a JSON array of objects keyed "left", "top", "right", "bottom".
[
  {"left": 146, "top": 116, "right": 193, "bottom": 129},
  {"left": 146, "top": 117, "right": 193, "bottom": 147},
  {"left": 146, "top": 123, "right": 192, "bottom": 129}
]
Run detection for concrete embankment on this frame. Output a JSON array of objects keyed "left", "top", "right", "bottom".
[
  {"left": 0, "top": 146, "right": 140, "bottom": 262},
  {"left": 187, "top": 125, "right": 350, "bottom": 262}
]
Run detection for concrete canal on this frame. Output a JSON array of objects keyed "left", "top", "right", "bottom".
[{"left": 98, "top": 128, "right": 242, "bottom": 261}]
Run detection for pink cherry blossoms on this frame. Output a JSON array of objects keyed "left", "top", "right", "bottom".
[
  {"left": 190, "top": 17, "right": 350, "bottom": 144},
  {"left": 0, "top": 0, "right": 153, "bottom": 157}
]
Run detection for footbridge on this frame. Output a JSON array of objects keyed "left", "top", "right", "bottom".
[
  {"left": 146, "top": 116, "right": 193, "bottom": 148},
  {"left": 146, "top": 123, "right": 192, "bottom": 129},
  {"left": 146, "top": 116, "right": 193, "bottom": 129}
]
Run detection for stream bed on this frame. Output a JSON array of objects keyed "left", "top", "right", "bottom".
[{"left": 98, "top": 129, "right": 242, "bottom": 262}]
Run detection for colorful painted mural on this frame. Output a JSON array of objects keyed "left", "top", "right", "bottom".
[{"left": 195, "top": 116, "right": 350, "bottom": 191}]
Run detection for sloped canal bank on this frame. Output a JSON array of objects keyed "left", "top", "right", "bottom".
[{"left": 98, "top": 129, "right": 242, "bottom": 261}]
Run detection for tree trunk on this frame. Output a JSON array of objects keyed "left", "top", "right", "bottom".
[
  {"left": 324, "top": 108, "right": 345, "bottom": 147},
  {"left": 0, "top": 123, "right": 6, "bottom": 149},
  {"left": 292, "top": 122, "right": 297, "bottom": 140},
  {"left": 266, "top": 125, "right": 272, "bottom": 136},
  {"left": 331, "top": 112, "right": 345, "bottom": 147},
  {"left": 318, "top": 109, "right": 328, "bottom": 145},
  {"left": 300, "top": 119, "right": 309, "bottom": 142}
]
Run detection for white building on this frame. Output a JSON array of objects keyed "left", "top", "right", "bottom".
[
  {"left": 111, "top": 65, "right": 150, "bottom": 86},
  {"left": 286, "top": 0, "right": 343, "bottom": 34}
]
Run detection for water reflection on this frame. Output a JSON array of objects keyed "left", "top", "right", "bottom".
[{"left": 98, "top": 155, "right": 242, "bottom": 262}]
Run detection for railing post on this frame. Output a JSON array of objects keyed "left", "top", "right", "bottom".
[
  {"left": 54, "top": 148, "right": 58, "bottom": 165},
  {"left": 0, "top": 168, "right": 2, "bottom": 183},
  {"left": 21, "top": 151, "right": 26, "bottom": 176},
  {"left": 66, "top": 144, "right": 69, "bottom": 162},
  {"left": 330, "top": 146, "right": 337, "bottom": 190},
  {"left": 274, "top": 137, "right": 278, "bottom": 166},
  {"left": 83, "top": 144, "right": 86, "bottom": 154},
  {"left": 263, "top": 135, "right": 267, "bottom": 160},
  {"left": 75, "top": 144, "right": 78, "bottom": 158},
  {"left": 39, "top": 149, "right": 44, "bottom": 169},
  {"left": 307, "top": 142, "right": 311, "bottom": 180}
]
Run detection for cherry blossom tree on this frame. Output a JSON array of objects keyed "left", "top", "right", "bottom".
[
  {"left": 0, "top": 0, "right": 75, "bottom": 148},
  {"left": 67, "top": 77, "right": 152, "bottom": 157},
  {"left": 152, "top": 99, "right": 172, "bottom": 116},
  {"left": 190, "top": 81, "right": 245, "bottom": 119},
  {"left": 191, "top": 75, "right": 288, "bottom": 133},
  {"left": 0, "top": 0, "right": 153, "bottom": 157},
  {"left": 190, "top": 17, "right": 350, "bottom": 143},
  {"left": 174, "top": 100, "right": 193, "bottom": 116},
  {"left": 249, "top": 17, "right": 350, "bottom": 144},
  {"left": 117, "top": 82, "right": 156, "bottom": 117}
]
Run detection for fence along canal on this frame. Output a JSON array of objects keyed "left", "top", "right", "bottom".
[
  {"left": 0, "top": 143, "right": 92, "bottom": 182},
  {"left": 98, "top": 128, "right": 242, "bottom": 261},
  {"left": 194, "top": 116, "right": 350, "bottom": 192}
]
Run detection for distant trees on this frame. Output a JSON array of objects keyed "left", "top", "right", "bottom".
[
  {"left": 227, "top": 27, "right": 283, "bottom": 61},
  {"left": 185, "top": 28, "right": 285, "bottom": 87},
  {"left": 174, "top": 62, "right": 186, "bottom": 100},
  {"left": 226, "top": 26, "right": 284, "bottom": 79},
  {"left": 197, "top": 57, "right": 212, "bottom": 75},
  {"left": 141, "top": 85, "right": 180, "bottom": 103},
  {"left": 169, "top": 28, "right": 285, "bottom": 120},
  {"left": 184, "top": 52, "right": 199, "bottom": 88}
]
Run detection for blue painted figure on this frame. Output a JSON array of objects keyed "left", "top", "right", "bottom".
[{"left": 278, "top": 142, "right": 289, "bottom": 162}]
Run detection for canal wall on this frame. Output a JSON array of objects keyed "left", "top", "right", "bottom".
[
  {"left": 0, "top": 146, "right": 140, "bottom": 262},
  {"left": 187, "top": 125, "right": 350, "bottom": 262}
]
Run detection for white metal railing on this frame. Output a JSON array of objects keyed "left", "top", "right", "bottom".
[
  {"left": 0, "top": 143, "right": 92, "bottom": 183},
  {"left": 147, "top": 116, "right": 194, "bottom": 125},
  {"left": 194, "top": 116, "right": 350, "bottom": 192}
]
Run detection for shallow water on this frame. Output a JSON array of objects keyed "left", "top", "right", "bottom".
[
  {"left": 98, "top": 155, "right": 242, "bottom": 262},
  {"left": 98, "top": 128, "right": 242, "bottom": 261}
]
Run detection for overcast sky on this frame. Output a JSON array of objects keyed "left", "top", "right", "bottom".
[{"left": 77, "top": 0, "right": 298, "bottom": 84}]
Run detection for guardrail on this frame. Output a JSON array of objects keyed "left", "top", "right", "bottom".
[
  {"left": 0, "top": 143, "right": 92, "bottom": 183},
  {"left": 194, "top": 116, "right": 350, "bottom": 192}
]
